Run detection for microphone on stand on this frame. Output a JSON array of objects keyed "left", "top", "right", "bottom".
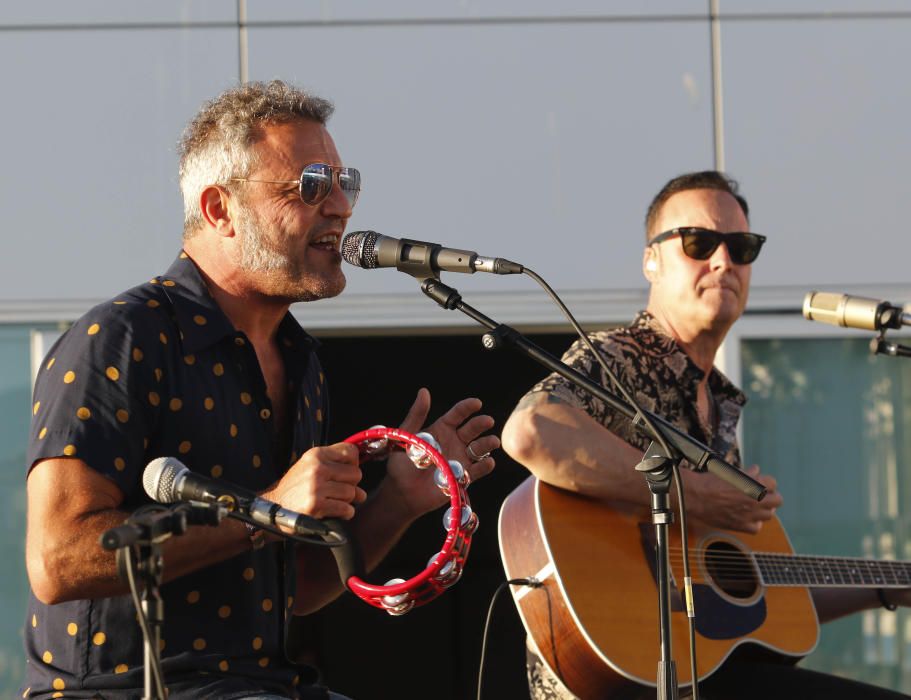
[
  {"left": 341, "top": 230, "right": 523, "bottom": 278},
  {"left": 142, "top": 457, "right": 332, "bottom": 537},
  {"left": 802, "top": 291, "right": 910, "bottom": 331}
]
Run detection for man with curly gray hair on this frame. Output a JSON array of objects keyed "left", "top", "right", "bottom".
[{"left": 23, "top": 80, "right": 498, "bottom": 700}]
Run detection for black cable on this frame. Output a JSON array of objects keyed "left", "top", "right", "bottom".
[
  {"left": 477, "top": 578, "right": 541, "bottom": 700},
  {"left": 522, "top": 267, "right": 700, "bottom": 699}
]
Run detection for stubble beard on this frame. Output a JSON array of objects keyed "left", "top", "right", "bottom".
[{"left": 234, "top": 203, "right": 346, "bottom": 302}]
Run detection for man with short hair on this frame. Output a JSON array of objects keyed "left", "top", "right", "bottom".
[
  {"left": 23, "top": 80, "right": 498, "bottom": 699},
  {"left": 502, "top": 170, "right": 910, "bottom": 699}
]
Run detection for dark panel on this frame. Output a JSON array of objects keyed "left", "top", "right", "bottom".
[{"left": 307, "top": 331, "right": 575, "bottom": 699}]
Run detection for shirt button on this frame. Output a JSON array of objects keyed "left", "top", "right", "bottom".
[{"left": 260, "top": 408, "right": 271, "bottom": 420}]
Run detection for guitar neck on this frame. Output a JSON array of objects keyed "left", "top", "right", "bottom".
[{"left": 755, "top": 551, "right": 911, "bottom": 588}]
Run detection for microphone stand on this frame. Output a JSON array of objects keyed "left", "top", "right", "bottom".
[
  {"left": 871, "top": 334, "right": 911, "bottom": 358},
  {"left": 419, "top": 278, "right": 766, "bottom": 698},
  {"left": 101, "top": 502, "right": 226, "bottom": 700}
]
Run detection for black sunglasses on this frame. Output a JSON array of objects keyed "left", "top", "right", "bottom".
[
  {"left": 649, "top": 227, "right": 766, "bottom": 265},
  {"left": 231, "top": 162, "right": 361, "bottom": 208}
]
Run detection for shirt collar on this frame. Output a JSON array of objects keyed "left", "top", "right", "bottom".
[
  {"left": 628, "top": 310, "right": 746, "bottom": 408},
  {"left": 156, "top": 251, "right": 318, "bottom": 356}
]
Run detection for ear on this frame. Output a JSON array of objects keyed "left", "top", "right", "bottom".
[
  {"left": 643, "top": 247, "right": 659, "bottom": 281},
  {"left": 199, "top": 185, "right": 235, "bottom": 237}
]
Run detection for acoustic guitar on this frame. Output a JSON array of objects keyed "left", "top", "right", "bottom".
[{"left": 499, "top": 476, "right": 909, "bottom": 699}]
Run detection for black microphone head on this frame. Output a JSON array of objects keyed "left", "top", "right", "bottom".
[
  {"left": 341, "top": 230, "right": 380, "bottom": 269},
  {"left": 143, "top": 456, "right": 188, "bottom": 503}
]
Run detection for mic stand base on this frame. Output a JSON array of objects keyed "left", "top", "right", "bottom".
[{"left": 636, "top": 442, "right": 681, "bottom": 700}]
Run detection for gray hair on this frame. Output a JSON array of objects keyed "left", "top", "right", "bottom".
[{"left": 178, "top": 80, "right": 334, "bottom": 237}]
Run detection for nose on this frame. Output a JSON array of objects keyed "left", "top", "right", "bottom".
[
  {"left": 710, "top": 237, "right": 735, "bottom": 271},
  {"left": 320, "top": 172, "right": 354, "bottom": 219}
]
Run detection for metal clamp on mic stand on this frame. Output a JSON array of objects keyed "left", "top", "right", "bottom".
[
  {"left": 871, "top": 334, "right": 911, "bottom": 358},
  {"left": 100, "top": 501, "right": 227, "bottom": 700},
  {"left": 421, "top": 277, "right": 766, "bottom": 699}
]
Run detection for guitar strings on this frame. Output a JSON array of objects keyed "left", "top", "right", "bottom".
[{"left": 659, "top": 548, "right": 911, "bottom": 584}]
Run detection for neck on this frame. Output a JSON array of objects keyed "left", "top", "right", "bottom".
[
  {"left": 645, "top": 304, "right": 728, "bottom": 376},
  {"left": 183, "top": 242, "right": 289, "bottom": 346}
]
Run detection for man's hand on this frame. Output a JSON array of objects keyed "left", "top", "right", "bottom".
[
  {"left": 385, "top": 388, "right": 499, "bottom": 519},
  {"left": 685, "top": 464, "right": 783, "bottom": 534},
  {"left": 262, "top": 443, "right": 366, "bottom": 520}
]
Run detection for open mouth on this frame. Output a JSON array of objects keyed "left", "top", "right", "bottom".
[{"left": 310, "top": 233, "right": 340, "bottom": 252}]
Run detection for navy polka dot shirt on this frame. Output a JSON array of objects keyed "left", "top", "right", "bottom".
[{"left": 24, "top": 252, "right": 330, "bottom": 699}]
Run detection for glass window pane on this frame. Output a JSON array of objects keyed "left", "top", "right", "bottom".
[{"left": 742, "top": 335, "right": 911, "bottom": 692}]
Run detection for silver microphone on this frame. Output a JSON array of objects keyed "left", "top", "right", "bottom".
[
  {"left": 803, "top": 291, "right": 910, "bottom": 331},
  {"left": 341, "top": 230, "right": 523, "bottom": 277},
  {"left": 142, "top": 456, "right": 331, "bottom": 537}
]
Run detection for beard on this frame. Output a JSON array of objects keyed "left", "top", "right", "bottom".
[{"left": 233, "top": 201, "right": 346, "bottom": 303}]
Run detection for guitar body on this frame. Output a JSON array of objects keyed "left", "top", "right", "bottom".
[{"left": 499, "top": 476, "right": 820, "bottom": 699}]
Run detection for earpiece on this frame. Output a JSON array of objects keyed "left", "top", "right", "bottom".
[{"left": 645, "top": 259, "right": 657, "bottom": 272}]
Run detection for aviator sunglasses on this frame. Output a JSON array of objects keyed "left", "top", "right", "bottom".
[
  {"left": 231, "top": 162, "right": 361, "bottom": 208},
  {"left": 648, "top": 227, "right": 766, "bottom": 265}
]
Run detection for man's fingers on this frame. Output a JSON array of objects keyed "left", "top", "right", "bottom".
[
  {"left": 456, "top": 414, "right": 496, "bottom": 443},
  {"left": 437, "top": 397, "right": 483, "bottom": 428},
  {"left": 399, "top": 388, "right": 431, "bottom": 434}
]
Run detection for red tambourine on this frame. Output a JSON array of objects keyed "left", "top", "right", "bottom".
[{"left": 337, "top": 426, "right": 477, "bottom": 615}]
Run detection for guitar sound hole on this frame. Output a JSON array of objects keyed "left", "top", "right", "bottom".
[{"left": 704, "top": 541, "right": 758, "bottom": 599}]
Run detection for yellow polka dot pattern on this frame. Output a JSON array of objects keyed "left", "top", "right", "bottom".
[
  {"left": 27, "top": 265, "right": 333, "bottom": 675},
  {"left": 38, "top": 427, "right": 47, "bottom": 439},
  {"left": 53, "top": 678, "right": 65, "bottom": 690}
]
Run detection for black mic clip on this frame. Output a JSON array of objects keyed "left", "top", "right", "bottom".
[
  {"left": 100, "top": 501, "right": 228, "bottom": 552},
  {"left": 871, "top": 334, "right": 911, "bottom": 359}
]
